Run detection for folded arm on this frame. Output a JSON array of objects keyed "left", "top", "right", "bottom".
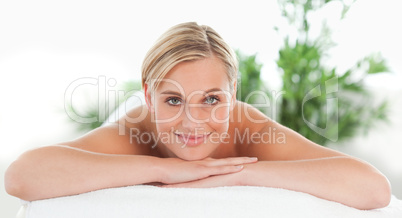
[
  {"left": 5, "top": 124, "right": 254, "bottom": 201},
  {"left": 244, "top": 106, "right": 391, "bottom": 210},
  {"left": 5, "top": 145, "right": 162, "bottom": 201},
  {"left": 163, "top": 110, "right": 392, "bottom": 210},
  {"left": 164, "top": 156, "right": 390, "bottom": 210},
  {"left": 243, "top": 157, "right": 390, "bottom": 210}
]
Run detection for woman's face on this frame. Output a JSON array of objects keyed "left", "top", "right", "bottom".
[{"left": 146, "top": 56, "right": 236, "bottom": 160}]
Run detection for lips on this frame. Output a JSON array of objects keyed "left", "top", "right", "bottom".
[{"left": 174, "top": 132, "right": 212, "bottom": 147}]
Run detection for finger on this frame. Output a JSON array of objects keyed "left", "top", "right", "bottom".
[
  {"left": 207, "top": 164, "right": 244, "bottom": 176},
  {"left": 205, "top": 157, "right": 258, "bottom": 167}
]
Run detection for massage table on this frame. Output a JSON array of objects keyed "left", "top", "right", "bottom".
[{"left": 17, "top": 185, "right": 402, "bottom": 218}]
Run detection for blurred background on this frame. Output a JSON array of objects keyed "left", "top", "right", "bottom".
[{"left": 1, "top": 0, "right": 401, "bottom": 217}]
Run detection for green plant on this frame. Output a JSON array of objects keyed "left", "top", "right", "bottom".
[
  {"left": 236, "top": 50, "right": 272, "bottom": 114},
  {"left": 236, "top": 0, "right": 389, "bottom": 145},
  {"left": 276, "top": 40, "right": 389, "bottom": 145}
]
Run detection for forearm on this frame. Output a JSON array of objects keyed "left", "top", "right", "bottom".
[
  {"left": 241, "top": 157, "right": 391, "bottom": 210},
  {"left": 5, "top": 145, "right": 162, "bottom": 201}
]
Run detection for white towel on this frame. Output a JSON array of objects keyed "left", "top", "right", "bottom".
[{"left": 19, "top": 185, "right": 402, "bottom": 218}]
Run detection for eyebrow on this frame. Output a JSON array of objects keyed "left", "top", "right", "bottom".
[{"left": 160, "top": 88, "right": 224, "bottom": 97}]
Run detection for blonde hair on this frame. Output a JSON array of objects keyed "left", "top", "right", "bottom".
[{"left": 141, "top": 22, "right": 238, "bottom": 92}]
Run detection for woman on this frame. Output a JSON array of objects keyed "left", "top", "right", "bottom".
[{"left": 5, "top": 22, "right": 391, "bottom": 210}]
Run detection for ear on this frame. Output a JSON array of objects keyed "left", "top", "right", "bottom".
[
  {"left": 144, "top": 83, "right": 155, "bottom": 113},
  {"left": 230, "top": 81, "right": 237, "bottom": 111}
]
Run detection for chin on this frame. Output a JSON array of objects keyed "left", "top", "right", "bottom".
[
  {"left": 175, "top": 152, "right": 209, "bottom": 161},
  {"left": 172, "top": 147, "right": 214, "bottom": 161}
]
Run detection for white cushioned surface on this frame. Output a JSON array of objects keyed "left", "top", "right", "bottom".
[{"left": 19, "top": 185, "right": 402, "bottom": 218}]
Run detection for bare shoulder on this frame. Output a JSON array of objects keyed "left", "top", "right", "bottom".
[
  {"left": 231, "top": 100, "right": 273, "bottom": 132},
  {"left": 116, "top": 104, "right": 152, "bottom": 131},
  {"left": 65, "top": 105, "right": 155, "bottom": 155},
  {"left": 228, "top": 101, "right": 273, "bottom": 156},
  {"left": 233, "top": 101, "right": 345, "bottom": 160}
]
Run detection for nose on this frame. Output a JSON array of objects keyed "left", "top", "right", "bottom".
[{"left": 181, "top": 104, "right": 208, "bottom": 131}]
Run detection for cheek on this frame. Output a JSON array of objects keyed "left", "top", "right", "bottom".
[
  {"left": 210, "top": 104, "right": 230, "bottom": 122},
  {"left": 155, "top": 123, "right": 173, "bottom": 136},
  {"left": 154, "top": 103, "right": 189, "bottom": 138},
  {"left": 154, "top": 102, "right": 183, "bottom": 123},
  {"left": 209, "top": 105, "right": 230, "bottom": 132}
]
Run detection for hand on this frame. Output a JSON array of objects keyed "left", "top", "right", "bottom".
[
  {"left": 161, "top": 169, "right": 244, "bottom": 188},
  {"left": 158, "top": 157, "right": 258, "bottom": 185}
]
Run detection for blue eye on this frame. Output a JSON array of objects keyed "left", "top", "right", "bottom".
[
  {"left": 166, "top": 97, "right": 182, "bottom": 106},
  {"left": 205, "top": 96, "right": 219, "bottom": 105}
]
